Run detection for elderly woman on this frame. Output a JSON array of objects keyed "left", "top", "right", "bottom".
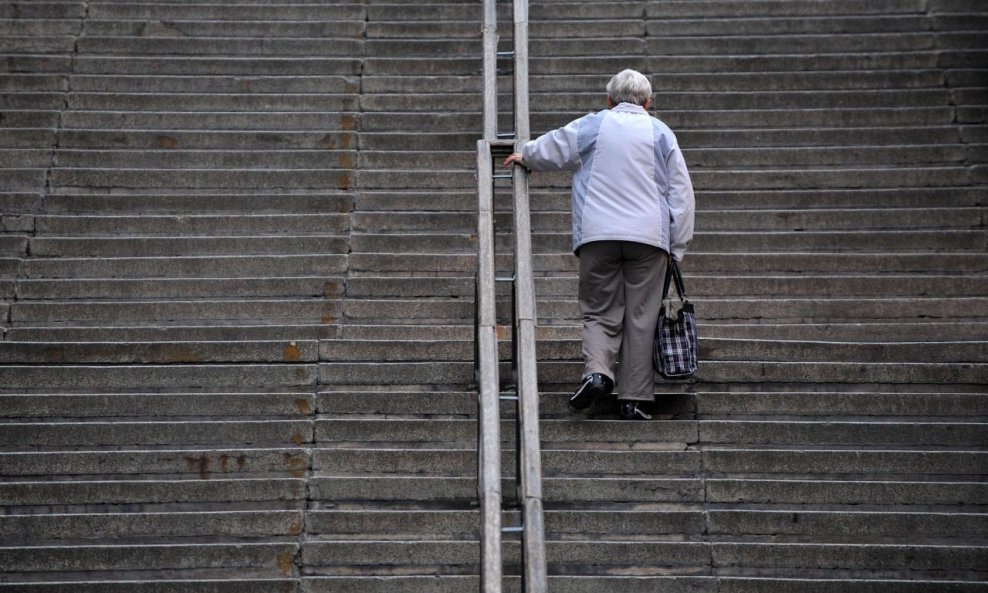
[{"left": 504, "top": 69, "right": 695, "bottom": 420}]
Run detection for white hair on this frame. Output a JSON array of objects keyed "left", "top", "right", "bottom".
[{"left": 606, "top": 69, "right": 652, "bottom": 106}]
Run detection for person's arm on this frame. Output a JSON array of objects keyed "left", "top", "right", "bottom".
[
  {"left": 666, "top": 147, "right": 695, "bottom": 261},
  {"left": 503, "top": 118, "right": 582, "bottom": 171}
]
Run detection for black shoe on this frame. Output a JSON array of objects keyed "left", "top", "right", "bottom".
[
  {"left": 619, "top": 401, "right": 652, "bottom": 420},
  {"left": 569, "top": 373, "right": 613, "bottom": 412}
]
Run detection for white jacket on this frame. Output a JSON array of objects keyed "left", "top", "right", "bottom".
[{"left": 521, "top": 102, "right": 695, "bottom": 260}]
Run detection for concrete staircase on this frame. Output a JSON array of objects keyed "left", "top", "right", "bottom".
[{"left": 1, "top": 0, "right": 986, "bottom": 591}]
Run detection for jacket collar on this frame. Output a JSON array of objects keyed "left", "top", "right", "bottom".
[{"left": 612, "top": 102, "right": 647, "bottom": 114}]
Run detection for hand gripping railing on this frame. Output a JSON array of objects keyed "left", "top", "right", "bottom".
[{"left": 474, "top": 1, "right": 546, "bottom": 592}]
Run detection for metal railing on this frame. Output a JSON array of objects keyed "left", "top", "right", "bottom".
[{"left": 474, "top": 1, "right": 546, "bottom": 592}]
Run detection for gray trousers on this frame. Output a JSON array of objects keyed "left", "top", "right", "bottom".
[{"left": 578, "top": 240, "right": 668, "bottom": 402}]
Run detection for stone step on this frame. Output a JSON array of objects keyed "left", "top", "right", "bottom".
[
  {"left": 0, "top": 92, "right": 63, "bottom": 109},
  {"left": 364, "top": 89, "right": 952, "bottom": 112},
  {"left": 365, "top": 70, "right": 946, "bottom": 93},
  {"left": 49, "top": 168, "right": 351, "bottom": 190},
  {"left": 0, "top": 340, "right": 320, "bottom": 364},
  {"left": 368, "top": 19, "right": 640, "bottom": 40},
  {"left": 358, "top": 144, "right": 967, "bottom": 168},
  {"left": 361, "top": 107, "right": 957, "bottom": 131},
  {"left": 299, "top": 539, "right": 986, "bottom": 577},
  {"left": 313, "top": 448, "right": 701, "bottom": 477},
  {"left": 318, "top": 338, "right": 988, "bottom": 365},
  {"left": 0, "top": 3, "right": 86, "bottom": 19},
  {"left": 0, "top": 234, "right": 29, "bottom": 256},
  {"left": 86, "top": 4, "right": 366, "bottom": 21},
  {"left": 345, "top": 295, "right": 988, "bottom": 323},
  {"left": 60, "top": 111, "right": 355, "bottom": 131},
  {"left": 44, "top": 192, "right": 353, "bottom": 214},
  {"left": 304, "top": 509, "right": 704, "bottom": 539},
  {"left": 3, "top": 386, "right": 984, "bottom": 422},
  {"left": 0, "top": 542, "right": 298, "bottom": 575},
  {"left": 52, "top": 149, "right": 354, "bottom": 169},
  {"left": 642, "top": 33, "right": 938, "bottom": 55},
  {"left": 706, "top": 509, "right": 988, "bottom": 539},
  {"left": 698, "top": 420, "right": 986, "bottom": 447},
  {"left": 0, "top": 128, "right": 58, "bottom": 147},
  {"left": 348, "top": 252, "right": 987, "bottom": 274},
  {"left": 508, "top": 52, "right": 950, "bottom": 76},
  {"left": 32, "top": 212, "right": 350, "bottom": 235},
  {"left": 57, "top": 129, "right": 354, "bottom": 150},
  {"left": 0, "top": 364, "right": 318, "bottom": 390},
  {"left": 707, "top": 479, "right": 988, "bottom": 506},
  {"left": 308, "top": 474, "right": 986, "bottom": 507},
  {"left": 367, "top": 15, "right": 934, "bottom": 39},
  {"left": 0, "top": 24, "right": 77, "bottom": 42},
  {"left": 362, "top": 52, "right": 944, "bottom": 77},
  {"left": 360, "top": 166, "right": 973, "bottom": 191},
  {"left": 0, "top": 478, "right": 306, "bottom": 507},
  {"left": 0, "top": 510, "right": 304, "bottom": 542},
  {"left": 0, "top": 448, "right": 310, "bottom": 478},
  {"left": 315, "top": 387, "right": 986, "bottom": 418},
  {"left": 355, "top": 187, "right": 983, "bottom": 211},
  {"left": 309, "top": 509, "right": 988, "bottom": 542},
  {"left": 0, "top": 420, "right": 312, "bottom": 447},
  {"left": 0, "top": 74, "right": 65, "bottom": 92},
  {"left": 0, "top": 391, "right": 316, "bottom": 418},
  {"left": 68, "top": 74, "right": 360, "bottom": 94},
  {"left": 318, "top": 360, "right": 988, "bottom": 385},
  {"left": 705, "top": 448, "right": 988, "bottom": 476},
  {"left": 352, "top": 273, "right": 986, "bottom": 298},
  {"left": 301, "top": 575, "right": 987, "bottom": 593},
  {"left": 360, "top": 126, "right": 964, "bottom": 151},
  {"left": 4, "top": 323, "right": 338, "bottom": 342},
  {"left": 645, "top": 15, "right": 933, "bottom": 36},
  {"left": 7, "top": 540, "right": 980, "bottom": 582},
  {"left": 0, "top": 35, "right": 76, "bottom": 54},
  {"left": 23, "top": 255, "right": 348, "bottom": 278},
  {"left": 361, "top": 33, "right": 940, "bottom": 58},
  {"left": 694, "top": 390, "right": 988, "bottom": 418},
  {"left": 346, "top": 272, "right": 988, "bottom": 298},
  {"left": 0, "top": 169, "right": 47, "bottom": 189},
  {"left": 0, "top": 55, "right": 71, "bottom": 73},
  {"left": 693, "top": 321, "right": 988, "bottom": 342},
  {"left": 644, "top": 0, "right": 930, "bottom": 18},
  {"left": 73, "top": 56, "right": 362, "bottom": 76},
  {"left": 29, "top": 236, "right": 348, "bottom": 257},
  {"left": 350, "top": 208, "right": 982, "bottom": 233},
  {"left": 66, "top": 92, "right": 359, "bottom": 111},
  {"left": 76, "top": 37, "right": 364, "bottom": 56},
  {"left": 83, "top": 18, "right": 366, "bottom": 38},
  {"left": 0, "top": 581, "right": 297, "bottom": 593},
  {"left": 16, "top": 277, "right": 343, "bottom": 299},
  {"left": 10, "top": 299, "right": 343, "bottom": 323},
  {"left": 309, "top": 475, "right": 700, "bottom": 504},
  {"left": 22, "top": 271, "right": 983, "bottom": 303},
  {"left": 309, "top": 418, "right": 696, "bottom": 446},
  {"left": 308, "top": 418, "right": 987, "bottom": 448}
]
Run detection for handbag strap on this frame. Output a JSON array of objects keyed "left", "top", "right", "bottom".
[{"left": 661, "top": 259, "right": 689, "bottom": 303}]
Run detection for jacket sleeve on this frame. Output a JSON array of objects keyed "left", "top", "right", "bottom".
[
  {"left": 666, "top": 146, "right": 695, "bottom": 261},
  {"left": 520, "top": 117, "right": 582, "bottom": 172}
]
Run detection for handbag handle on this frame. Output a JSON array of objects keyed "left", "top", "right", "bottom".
[{"left": 661, "top": 259, "right": 689, "bottom": 303}]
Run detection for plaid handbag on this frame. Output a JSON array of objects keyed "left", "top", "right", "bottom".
[{"left": 653, "top": 260, "right": 698, "bottom": 380}]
